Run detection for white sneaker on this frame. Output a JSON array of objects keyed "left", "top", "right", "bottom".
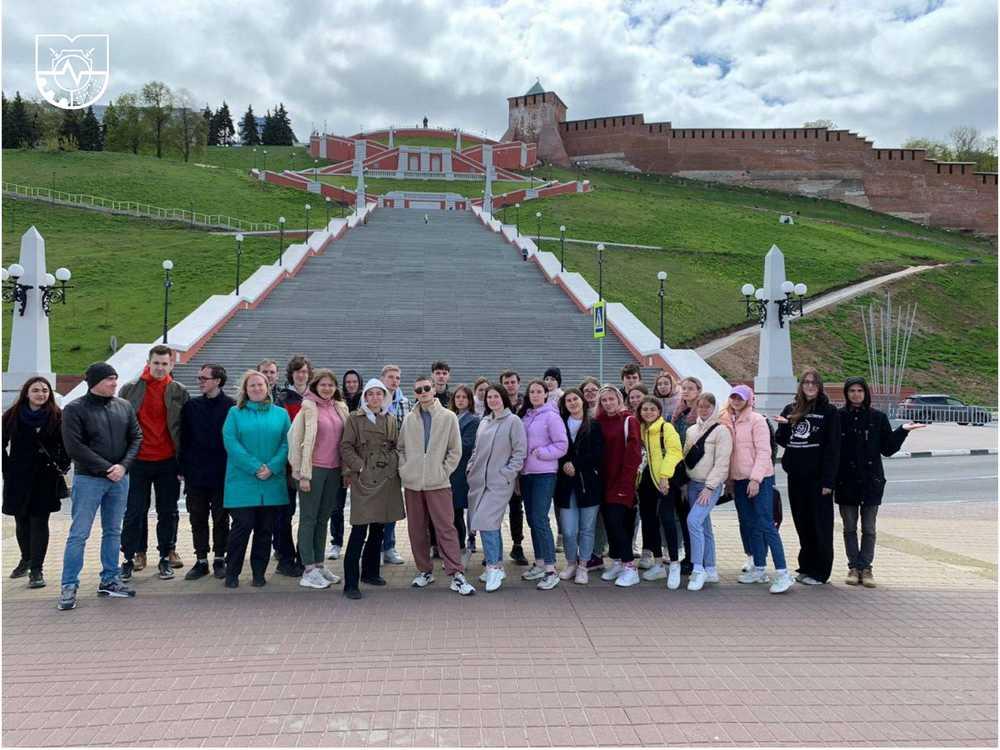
[
  {"left": 318, "top": 567, "right": 341, "bottom": 584},
  {"left": 383, "top": 549, "right": 404, "bottom": 565},
  {"left": 574, "top": 567, "right": 589, "bottom": 585},
  {"left": 521, "top": 565, "right": 546, "bottom": 581},
  {"left": 478, "top": 570, "right": 488, "bottom": 583},
  {"left": 666, "top": 561, "right": 682, "bottom": 590},
  {"left": 411, "top": 571, "right": 434, "bottom": 588},
  {"left": 738, "top": 568, "right": 771, "bottom": 584},
  {"left": 704, "top": 569, "right": 720, "bottom": 583},
  {"left": 741, "top": 554, "right": 754, "bottom": 573},
  {"left": 687, "top": 570, "right": 707, "bottom": 591},
  {"left": 485, "top": 567, "right": 505, "bottom": 592},
  {"left": 601, "top": 561, "right": 624, "bottom": 581},
  {"left": 770, "top": 571, "right": 794, "bottom": 594},
  {"left": 637, "top": 550, "right": 655, "bottom": 570},
  {"left": 450, "top": 573, "right": 476, "bottom": 596},
  {"left": 299, "top": 568, "right": 330, "bottom": 589},
  {"left": 536, "top": 571, "right": 560, "bottom": 590},
  {"left": 558, "top": 564, "right": 577, "bottom": 581},
  {"left": 326, "top": 544, "right": 342, "bottom": 560},
  {"left": 642, "top": 563, "right": 667, "bottom": 581},
  {"left": 615, "top": 566, "right": 640, "bottom": 587},
  {"left": 798, "top": 575, "right": 824, "bottom": 585}
]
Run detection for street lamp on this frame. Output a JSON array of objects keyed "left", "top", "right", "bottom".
[
  {"left": 1, "top": 264, "right": 30, "bottom": 316},
  {"left": 325, "top": 196, "right": 331, "bottom": 225},
  {"left": 161, "top": 260, "right": 174, "bottom": 343},
  {"left": 277, "top": 216, "right": 286, "bottom": 266},
  {"left": 253, "top": 147, "right": 257, "bottom": 170},
  {"left": 314, "top": 159, "right": 319, "bottom": 181},
  {"left": 740, "top": 280, "right": 807, "bottom": 328},
  {"left": 515, "top": 202, "right": 520, "bottom": 238},
  {"left": 305, "top": 204, "right": 311, "bottom": 235},
  {"left": 657, "top": 271, "right": 667, "bottom": 348},
  {"left": 535, "top": 211, "right": 541, "bottom": 246},
  {"left": 234, "top": 234, "right": 244, "bottom": 295},
  {"left": 597, "top": 243, "right": 605, "bottom": 302},
  {"left": 559, "top": 225, "right": 566, "bottom": 271},
  {"left": 262, "top": 149, "right": 268, "bottom": 175},
  {"left": 40, "top": 267, "right": 72, "bottom": 315}
]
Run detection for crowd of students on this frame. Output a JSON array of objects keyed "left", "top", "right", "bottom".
[{"left": 0, "top": 348, "right": 925, "bottom": 611}]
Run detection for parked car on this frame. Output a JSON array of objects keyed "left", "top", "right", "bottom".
[{"left": 896, "top": 394, "right": 993, "bottom": 426}]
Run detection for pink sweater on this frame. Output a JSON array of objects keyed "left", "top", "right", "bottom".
[
  {"left": 309, "top": 394, "right": 344, "bottom": 469},
  {"left": 722, "top": 408, "right": 773, "bottom": 483}
]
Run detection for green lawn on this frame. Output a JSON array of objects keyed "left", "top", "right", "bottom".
[
  {"left": 318, "top": 175, "right": 529, "bottom": 198},
  {"left": 369, "top": 134, "right": 465, "bottom": 148},
  {"left": 1, "top": 199, "right": 283, "bottom": 374}
]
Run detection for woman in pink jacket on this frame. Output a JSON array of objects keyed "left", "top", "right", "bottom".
[
  {"left": 517, "top": 380, "right": 569, "bottom": 590},
  {"left": 722, "top": 385, "right": 793, "bottom": 594}
]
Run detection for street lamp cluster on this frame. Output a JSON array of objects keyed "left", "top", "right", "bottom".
[
  {"left": 741, "top": 279, "right": 808, "bottom": 328},
  {"left": 2, "top": 264, "right": 72, "bottom": 317}
]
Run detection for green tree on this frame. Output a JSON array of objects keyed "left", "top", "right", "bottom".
[
  {"left": 216, "top": 101, "right": 235, "bottom": 146},
  {"left": 78, "top": 105, "right": 103, "bottom": 150},
  {"left": 170, "top": 88, "right": 207, "bottom": 162},
  {"left": 105, "top": 92, "right": 144, "bottom": 154},
  {"left": 238, "top": 104, "right": 260, "bottom": 146},
  {"left": 7, "top": 91, "right": 31, "bottom": 148},
  {"left": 59, "top": 108, "right": 82, "bottom": 149},
  {"left": 141, "top": 81, "right": 174, "bottom": 158},
  {"left": 203, "top": 104, "right": 217, "bottom": 146}
]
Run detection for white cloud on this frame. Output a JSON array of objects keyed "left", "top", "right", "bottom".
[{"left": 2, "top": 0, "right": 995, "bottom": 148}]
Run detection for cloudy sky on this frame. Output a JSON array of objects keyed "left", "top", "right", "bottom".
[{"left": 3, "top": 0, "right": 996, "bottom": 148}]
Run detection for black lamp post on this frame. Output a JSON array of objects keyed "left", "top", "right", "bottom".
[
  {"left": 161, "top": 260, "right": 174, "bottom": 343},
  {"left": 305, "top": 204, "right": 311, "bottom": 235},
  {"left": 235, "top": 234, "right": 244, "bottom": 295},
  {"left": 314, "top": 158, "right": 319, "bottom": 181},
  {"left": 262, "top": 149, "right": 268, "bottom": 176},
  {"left": 515, "top": 202, "right": 520, "bottom": 238},
  {"left": 253, "top": 147, "right": 257, "bottom": 170},
  {"left": 657, "top": 271, "right": 667, "bottom": 348},
  {"left": 597, "top": 244, "right": 605, "bottom": 301},
  {"left": 559, "top": 225, "right": 566, "bottom": 271},
  {"left": 325, "top": 196, "right": 331, "bottom": 225},
  {"left": 535, "top": 211, "right": 541, "bottom": 246},
  {"left": 277, "top": 216, "right": 286, "bottom": 266}
]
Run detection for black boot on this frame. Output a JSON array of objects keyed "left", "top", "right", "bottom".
[
  {"left": 28, "top": 569, "right": 45, "bottom": 588},
  {"left": 509, "top": 545, "right": 529, "bottom": 566},
  {"left": 10, "top": 560, "right": 29, "bottom": 579},
  {"left": 185, "top": 561, "right": 210, "bottom": 580}
]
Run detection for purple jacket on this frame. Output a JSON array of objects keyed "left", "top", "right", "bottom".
[{"left": 520, "top": 401, "right": 569, "bottom": 475}]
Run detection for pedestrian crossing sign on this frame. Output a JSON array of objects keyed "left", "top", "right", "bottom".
[{"left": 593, "top": 301, "right": 606, "bottom": 339}]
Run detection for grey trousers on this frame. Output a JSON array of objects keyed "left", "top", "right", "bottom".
[
  {"left": 839, "top": 504, "right": 879, "bottom": 571},
  {"left": 297, "top": 467, "right": 341, "bottom": 566}
]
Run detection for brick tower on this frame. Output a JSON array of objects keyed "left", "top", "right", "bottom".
[{"left": 502, "top": 80, "right": 570, "bottom": 166}]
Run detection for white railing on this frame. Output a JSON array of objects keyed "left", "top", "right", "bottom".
[
  {"left": 357, "top": 170, "right": 497, "bottom": 181},
  {"left": 830, "top": 395, "right": 997, "bottom": 425},
  {"left": 3, "top": 182, "right": 279, "bottom": 232}
]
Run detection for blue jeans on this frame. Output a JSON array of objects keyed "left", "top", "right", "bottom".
[
  {"left": 733, "top": 476, "right": 786, "bottom": 570},
  {"left": 480, "top": 529, "right": 503, "bottom": 566},
  {"left": 61, "top": 474, "right": 129, "bottom": 588},
  {"left": 382, "top": 521, "right": 396, "bottom": 551},
  {"left": 686, "top": 481, "right": 721, "bottom": 571},
  {"left": 520, "top": 473, "right": 557, "bottom": 565},
  {"left": 558, "top": 496, "right": 599, "bottom": 564}
]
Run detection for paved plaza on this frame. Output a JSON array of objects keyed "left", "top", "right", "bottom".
[{"left": 2, "top": 488, "right": 997, "bottom": 748}]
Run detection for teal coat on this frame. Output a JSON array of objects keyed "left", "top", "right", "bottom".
[{"left": 222, "top": 401, "right": 291, "bottom": 508}]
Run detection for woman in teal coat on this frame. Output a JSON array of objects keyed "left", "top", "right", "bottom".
[{"left": 222, "top": 370, "right": 291, "bottom": 588}]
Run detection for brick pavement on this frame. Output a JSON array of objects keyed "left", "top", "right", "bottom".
[{"left": 3, "top": 500, "right": 997, "bottom": 747}]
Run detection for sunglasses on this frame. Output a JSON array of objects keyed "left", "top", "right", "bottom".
[{"left": 414, "top": 385, "right": 433, "bottom": 395}]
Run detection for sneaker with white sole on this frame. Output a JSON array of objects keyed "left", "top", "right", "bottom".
[
  {"left": 318, "top": 567, "right": 341, "bottom": 584},
  {"left": 485, "top": 567, "right": 505, "bottom": 592},
  {"left": 57, "top": 584, "right": 77, "bottom": 610},
  {"left": 704, "top": 569, "right": 720, "bottom": 583},
  {"left": 383, "top": 549, "right": 404, "bottom": 565},
  {"left": 637, "top": 550, "right": 655, "bottom": 570},
  {"left": 615, "top": 566, "right": 640, "bottom": 587},
  {"left": 97, "top": 580, "right": 136, "bottom": 598},
  {"left": 574, "top": 567, "right": 589, "bottom": 585},
  {"left": 741, "top": 554, "right": 754, "bottom": 573},
  {"left": 687, "top": 570, "right": 707, "bottom": 591},
  {"left": 478, "top": 570, "right": 488, "bottom": 583},
  {"left": 642, "top": 563, "right": 667, "bottom": 581},
  {"left": 299, "top": 568, "right": 330, "bottom": 589},
  {"left": 770, "top": 571, "right": 794, "bottom": 594},
  {"left": 450, "top": 573, "right": 476, "bottom": 596},
  {"left": 326, "top": 544, "right": 342, "bottom": 560},
  {"left": 558, "top": 564, "right": 577, "bottom": 581},
  {"left": 536, "top": 571, "right": 559, "bottom": 590},
  {"left": 521, "top": 565, "right": 546, "bottom": 581},
  {"left": 738, "top": 568, "right": 771, "bottom": 584},
  {"left": 411, "top": 571, "right": 434, "bottom": 588},
  {"left": 797, "top": 575, "right": 824, "bottom": 585},
  {"left": 600, "top": 560, "right": 624, "bottom": 581},
  {"left": 666, "top": 561, "right": 682, "bottom": 590}
]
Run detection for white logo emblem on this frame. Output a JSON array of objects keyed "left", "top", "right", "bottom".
[{"left": 35, "top": 34, "right": 109, "bottom": 110}]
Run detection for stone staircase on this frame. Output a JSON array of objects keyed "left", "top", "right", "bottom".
[{"left": 172, "top": 210, "right": 643, "bottom": 391}]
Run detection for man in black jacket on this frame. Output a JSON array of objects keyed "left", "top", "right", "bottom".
[
  {"left": 58, "top": 362, "right": 143, "bottom": 611},
  {"left": 178, "top": 364, "right": 235, "bottom": 580}
]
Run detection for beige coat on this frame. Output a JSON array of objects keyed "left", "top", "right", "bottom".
[
  {"left": 340, "top": 410, "right": 404, "bottom": 525},
  {"left": 397, "top": 398, "right": 462, "bottom": 491},
  {"left": 684, "top": 416, "right": 733, "bottom": 491},
  {"left": 287, "top": 397, "right": 349, "bottom": 481}
]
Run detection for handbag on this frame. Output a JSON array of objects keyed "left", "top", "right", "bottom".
[{"left": 674, "top": 423, "right": 720, "bottom": 488}]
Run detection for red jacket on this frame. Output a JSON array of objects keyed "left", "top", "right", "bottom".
[{"left": 596, "top": 410, "right": 642, "bottom": 506}]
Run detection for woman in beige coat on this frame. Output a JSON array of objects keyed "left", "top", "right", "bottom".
[{"left": 339, "top": 379, "right": 404, "bottom": 599}]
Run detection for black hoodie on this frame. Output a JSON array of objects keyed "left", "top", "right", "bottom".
[
  {"left": 775, "top": 392, "right": 841, "bottom": 488},
  {"left": 834, "top": 376, "right": 909, "bottom": 506}
]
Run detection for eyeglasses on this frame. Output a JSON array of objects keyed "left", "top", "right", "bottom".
[
  {"left": 196, "top": 376, "right": 218, "bottom": 382},
  {"left": 801, "top": 379, "right": 820, "bottom": 386},
  {"left": 414, "top": 385, "right": 433, "bottom": 395}
]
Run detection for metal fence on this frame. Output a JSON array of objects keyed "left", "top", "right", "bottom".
[
  {"left": 830, "top": 395, "right": 997, "bottom": 425},
  {"left": 3, "top": 182, "right": 278, "bottom": 232}
]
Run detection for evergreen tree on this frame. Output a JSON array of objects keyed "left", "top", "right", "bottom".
[
  {"left": 101, "top": 101, "right": 119, "bottom": 151},
  {"left": 78, "top": 105, "right": 103, "bottom": 150},
  {"left": 1, "top": 92, "right": 13, "bottom": 148},
  {"left": 59, "top": 108, "right": 82, "bottom": 149},
  {"left": 216, "top": 101, "right": 235, "bottom": 146},
  {"left": 8, "top": 91, "right": 31, "bottom": 148},
  {"left": 238, "top": 104, "right": 260, "bottom": 145},
  {"left": 203, "top": 104, "right": 217, "bottom": 146},
  {"left": 274, "top": 102, "right": 294, "bottom": 145},
  {"left": 260, "top": 107, "right": 276, "bottom": 145}
]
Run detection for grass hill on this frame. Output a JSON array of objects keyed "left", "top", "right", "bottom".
[{"left": 1, "top": 148, "right": 995, "bottom": 401}]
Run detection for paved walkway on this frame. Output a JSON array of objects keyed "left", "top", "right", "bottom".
[{"left": 2, "top": 495, "right": 996, "bottom": 747}]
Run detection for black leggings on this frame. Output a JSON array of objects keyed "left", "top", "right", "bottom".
[
  {"left": 14, "top": 512, "right": 50, "bottom": 571},
  {"left": 674, "top": 484, "right": 691, "bottom": 564},
  {"left": 343, "top": 522, "right": 384, "bottom": 590},
  {"left": 637, "top": 470, "right": 664, "bottom": 558},
  {"left": 602, "top": 503, "right": 636, "bottom": 563},
  {"left": 226, "top": 506, "right": 276, "bottom": 578}
]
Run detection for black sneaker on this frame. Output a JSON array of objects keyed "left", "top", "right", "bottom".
[
  {"left": 97, "top": 580, "right": 136, "bottom": 598},
  {"left": 224, "top": 575, "right": 239, "bottom": 589},
  {"left": 157, "top": 558, "right": 175, "bottom": 580},
  {"left": 212, "top": 559, "right": 226, "bottom": 579},
  {"left": 344, "top": 588, "right": 362, "bottom": 600},
  {"left": 57, "top": 584, "right": 77, "bottom": 610},
  {"left": 251, "top": 574, "right": 267, "bottom": 587},
  {"left": 10, "top": 560, "right": 29, "bottom": 579},
  {"left": 360, "top": 575, "right": 386, "bottom": 586},
  {"left": 276, "top": 561, "right": 304, "bottom": 577},
  {"left": 120, "top": 559, "right": 134, "bottom": 582},
  {"left": 680, "top": 561, "right": 694, "bottom": 576},
  {"left": 185, "top": 561, "right": 210, "bottom": 580},
  {"left": 28, "top": 570, "right": 45, "bottom": 589},
  {"left": 510, "top": 545, "right": 529, "bottom": 566}
]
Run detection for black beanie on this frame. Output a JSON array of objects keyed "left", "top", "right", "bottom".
[
  {"left": 85, "top": 362, "right": 118, "bottom": 389},
  {"left": 543, "top": 367, "right": 562, "bottom": 386}
]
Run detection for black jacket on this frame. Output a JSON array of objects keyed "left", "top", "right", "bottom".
[
  {"left": 775, "top": 396, "right": 841, "bottom": 489},
  {"left": 835, "top": 406, "right": 907, "bottom": 506},
  {"left": 554, "top": 416, "right": 605, "bottom": 509},
  {"left": 61, "top": 393, "right": 143, "bottom": 477},
  {"left": 449, "top": 411, "right": 480, "bottom": 509},
  {"left": 178, "top": 392, "right": 235, "bottom": 490},
  {"left": 2, "top": 411, "right": 71, "bottom": 516}
]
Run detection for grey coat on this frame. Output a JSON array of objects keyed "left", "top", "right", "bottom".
[
  {"left": 340, "top": 410, "right": 404, "bottom": 525},
  {"left": 466, "top": 409, "right": 527, "bottom": 532}
]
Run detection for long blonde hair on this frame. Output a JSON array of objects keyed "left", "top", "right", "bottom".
[{"left": 236, "top": 370, "right": 272, "bottom": 408}]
